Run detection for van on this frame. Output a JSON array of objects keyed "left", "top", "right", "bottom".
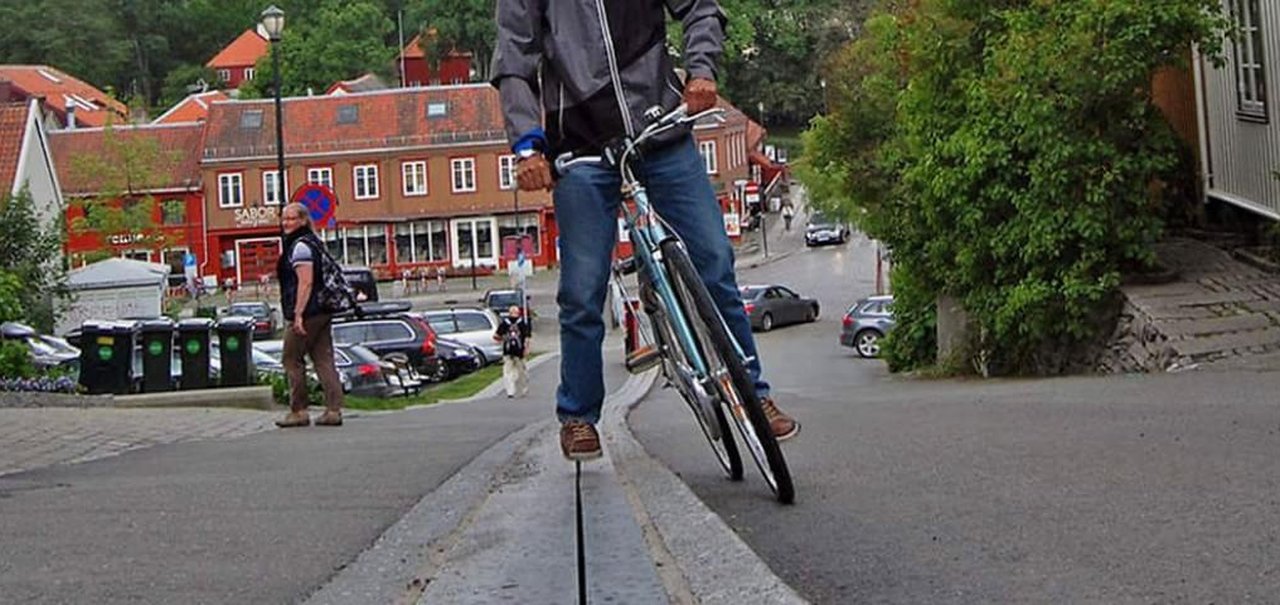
[{"left": 341, "top": 266, "right": 379, "bottom": 302}]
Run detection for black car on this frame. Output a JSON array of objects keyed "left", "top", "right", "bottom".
[
  {"left": 342, "top": 266, "right": 379, "bottom": 302},
  {"left": 222, "top": 301, "right": 278, "bottom": 340},
  {"left": 740, "top": 285, "right": 820, "bottom": 331},
  {"left": 429, "top": 337, "right": 483, "bottom": 382},
  {"left": 331, "top": 301, "right": 437, "bottom": 373}
]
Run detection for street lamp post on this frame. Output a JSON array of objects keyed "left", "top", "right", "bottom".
[
  {"left": 756, "top": 100, "right": 769, "bottom": 258},
  {"left": 261, "top": 5, "right": 286, "bottom": 205}
]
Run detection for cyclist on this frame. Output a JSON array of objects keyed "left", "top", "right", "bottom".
[{"left": 492, "top": 0, "right": 799, "bottom": 461}]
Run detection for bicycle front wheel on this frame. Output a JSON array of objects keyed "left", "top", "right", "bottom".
[{"left": 662, "top": 239, "right": 795, "bottom": 504}]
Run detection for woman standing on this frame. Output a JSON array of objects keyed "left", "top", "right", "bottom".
[{"left": 275, "top": 202, "right": 345, "bottom": 427}]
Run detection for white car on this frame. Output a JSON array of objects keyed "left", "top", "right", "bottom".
[{"left": 416, "top": 308, "right": 503, "bottom": 365}]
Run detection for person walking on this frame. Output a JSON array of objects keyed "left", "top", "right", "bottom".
[
  {"left": 782, "top": 203, "right": 795, "bottom": 231},
  {"left": 436, "top": 265, "right": 447, "bottom": 292},
  {"left": 275, "top": 202, "right": 345, "bottom": 428},
  {"left": 494, "top": 305, "right": 531, "bottom": 398},
  {"left": 492, "top": 0, "right": 799, "bottom": 461}
]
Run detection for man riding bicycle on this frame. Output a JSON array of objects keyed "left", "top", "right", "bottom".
[{"left": 491, "top": 0, "right": 799, "bottom": 461}]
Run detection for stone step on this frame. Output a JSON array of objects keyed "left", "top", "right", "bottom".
[
  {"left": 1171, "top": 327, "right": 1280, "bottom": 359},
  {"left": 1156, "top": 314, "right": 1275, "bottom": 338}
]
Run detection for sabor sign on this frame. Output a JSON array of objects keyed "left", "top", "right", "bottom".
[{"left": 234, "top": 206, "right": 279, "bottom": 228}]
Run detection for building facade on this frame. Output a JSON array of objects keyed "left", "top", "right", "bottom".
[
  {"left": 0, "top": 99, "right": 64, "bottom": 225},
  {"left": 399, "top": 34, "right": 472, "bottom": 87},
  {"left": 206, "top": 28, "right": 269, "bottom": 91}
]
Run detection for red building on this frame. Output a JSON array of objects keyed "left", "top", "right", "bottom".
[
  {"left": 153, "top": 90, "right": 230, "bottom": 125},
  {"left": 49, "top": 122, "right": 207, "bottom": 277},
  {"left": 0, "top": 65, "right": 128, "bottom": 128},
  {"left": 198, "top": 84, "right": 554, "bottom": 286},
  {"left": 206, "top": 28, "right": 269, "bottom": 90},
  {"left": 399, "top": 34, "right": 473, "bottom": 86}
]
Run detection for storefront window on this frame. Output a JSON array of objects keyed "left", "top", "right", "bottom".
[
  {"left": 476, "top": 221, "right": 493, "bottom": 259},
  {"left": 430, "top": 221, "right": 448, "bottom": 261},
  {"left": 344, "top": 227, "right": 367, "bottom": 266},
  {"left": 395, "top": 223, "right": 413, "bottom": 263},
  {"left": 497, "top": 212, "right": 542, "bottom": 255},
  {"left": 367, "top": 224, "right": 388, "bottom": 266}
]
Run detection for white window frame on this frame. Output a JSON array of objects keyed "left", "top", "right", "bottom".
[
  {"left": 217, "top": 68, "right": 231, "bottom": 83},
  {"left": 1231, "top": 0, "right": 1268, "bottom": 120},
  {"left": 218, "top": 172, "right": 243, "bottom": 208},
  {"left": 699, "top": 140, "right": 718, "bottom": 174},
  {"left": 451, "top": 157, "right": 477, "bottom": 193},
  {"left": 353, "top": 164, "right": 380, "bottom": 200},
  {"left": 402, "top": 160, "right": 428, "bottom": 196},
  {"left": 244, "top": 67, "right": 256, "bottom": 81},
  {"left": 307, "top": 167, "right": 334, "bottom": 190},
  {"left": 262, "top": 170, "right": 287, "bottom": 205},
  {"left": 498, "top": 155, "right": 517, "bottom": 190}
]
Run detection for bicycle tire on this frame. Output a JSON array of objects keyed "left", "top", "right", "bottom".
[
  {"left": 662, "top": 239, "right": 795, "bottom": 504},
  {"left": 647, "top": 289, "right": 743, "bottom": 481}
]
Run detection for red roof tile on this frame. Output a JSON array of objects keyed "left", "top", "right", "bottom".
[
  {"left": 201, "top": 84, "right": 506, "bottom": 161},
  {"left": 0, "top": 102, "right": 31, "bottom": 192},
  {"left": 0, "top": 65, "right": 127, "bottom": 128},
  {"left": 401, "top": 32, "right": 471, "bottom": 61},
  {"left": 153, "top": 90, "right": 231, "bottom": 124},
  {"left": 49, "top": 122, "right": 206, "bottom": 196},
  {"left": 207, "top": 28, "right": 269, "bottom": 69}
]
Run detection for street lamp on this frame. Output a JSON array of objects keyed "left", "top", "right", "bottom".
[{"left": 262, "top": 5, "right": 286, "bottom": 206}]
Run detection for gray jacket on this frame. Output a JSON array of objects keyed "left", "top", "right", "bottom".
[{"left": 490, "top": 0, "right": 727, "bottom": 156}]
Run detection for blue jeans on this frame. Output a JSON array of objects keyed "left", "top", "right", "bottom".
[{"left": 554, "top": 136, "right": 769, "bottom": 425}]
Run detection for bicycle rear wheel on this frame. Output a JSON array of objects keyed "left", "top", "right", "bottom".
[
  {"left": 662, "top": 239, "right": 795, "bottom": 504},
  {"left": 646, "top": 285, "right": 742, "bottom": 481}
]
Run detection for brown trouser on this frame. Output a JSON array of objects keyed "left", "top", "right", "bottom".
[{"left": 282, "top": 314, "right": 344, "bottom": 413}]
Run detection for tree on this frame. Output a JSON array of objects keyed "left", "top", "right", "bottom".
[
  {"left": 406, "top": 0, "right": 495, "bottom": 82},
  {"left": 67, "top": 126, "right": 182, "bottom": 266},
  {"left": 240, "top": 0, "right": 397, "bottom": 98},
  {"left": 0, "top": 190, "right": 67, "bottom": 332},
  {"left": 803, "top": 0, "right": 1228, "bottom": 375}
]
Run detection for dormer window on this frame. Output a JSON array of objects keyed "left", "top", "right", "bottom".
[
  {"left": 337, "top": 104, "right": 358, "bottom": 124},
  {"left": 427, "top": 102, "right": 447, "bottom": 118},
  {"left": 240, "top": 110, "right": 264, "bottom": 129}
]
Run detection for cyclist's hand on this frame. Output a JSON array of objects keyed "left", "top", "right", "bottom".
[
  {"left": 684, "top": 77, "right": 718, "bottom": 114},
  {"left": 517, "top": 153, "right": 554, "bottom": 192}
]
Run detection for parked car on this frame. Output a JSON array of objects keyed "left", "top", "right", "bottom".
[
  {"left": 429, "top": 336, "right": 484, "bottom": 382},
  {"left": 253, "top": 340, "right": 371, "bottom": 395},
  {"left": 342, "top": 266, "right": 379, "bottom": 302},
  {"left": 1, "top": 322, "right": 79, "bottom": 371},
  {"left": 805, "top": 213, "right": 850, "bottom": 247},
  {"left": 222, "top": 301, "right": 278, "bottom": 340},
  {"left": 417, "top": 308, "right": 503, "bottom": 365},
  {"left": 481, "top": 288, "right": 532, "bottom": 319},
  {"left": 840, "top": 295, "right": 896, "bottom": 358},
  {"left": 331, "top": 301, "right": 437, "bottom": 373},
  {"left": 740, "top": 285, "right": 820, "bottom": 332}
]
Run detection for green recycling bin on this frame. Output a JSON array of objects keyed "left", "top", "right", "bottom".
[
  {"left": 177, "top": 318, "right": 213, "bottom": 390},
  {"left": 77, "top": 320, "right": 138, "bottom": 395},
  {"left": 138, "top": 318, "right": 176, "bottom": 392},
  {"left": 216, "top": 316, "right": 255, "bottom": 387}
]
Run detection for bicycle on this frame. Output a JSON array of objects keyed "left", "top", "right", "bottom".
[{"left": 554, "top": 105, "right": 795, "bottom": 504}]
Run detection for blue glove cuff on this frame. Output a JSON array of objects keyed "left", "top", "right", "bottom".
[{"left": 513, "top": 128, "right": 548, "bottom": 154}]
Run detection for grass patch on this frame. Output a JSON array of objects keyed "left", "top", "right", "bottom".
[{"left": 344, "top": 352, "right": 543, "bottom": 411}]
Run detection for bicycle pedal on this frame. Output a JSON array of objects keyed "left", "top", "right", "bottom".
[{"left": 625, "top": 345, "right": 663, "bottom": 374}]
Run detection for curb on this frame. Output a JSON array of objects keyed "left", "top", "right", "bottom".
[{"left": 604, "top": 378, "right": 809, "bottom": 604}]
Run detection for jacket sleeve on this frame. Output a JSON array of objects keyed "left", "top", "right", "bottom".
[
  {"left": 665, "top": 0, "right": 727, "bottom": 82},
  {"left": 489, "top": 0, "right": 545, "bottom": 146}
]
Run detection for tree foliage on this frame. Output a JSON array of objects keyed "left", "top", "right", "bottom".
[
  {"left": 0, "top": 190, "right": 67, "bottom": 332},
  {"left": 803, "top": 0, "right": 1228, "bottom": 375},
  {"left": 407, "top": 0, "right": 494, "bottom": 82}
]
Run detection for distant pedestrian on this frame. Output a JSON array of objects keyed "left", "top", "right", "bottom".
[
  {"left": 418, "top": 266, "right": 429, "bottom": 293},
  {"left": 782, "top": 203, "right": 795, "bottom": 231},
  {"left": 494, "top": 305, "right": 531, "bottom": 398},
  {"left": 275, "top": 202, "right": 345, "bottom": 428},
  {"left": 436, "top": 265, "right": 447, "bottom": 291}
]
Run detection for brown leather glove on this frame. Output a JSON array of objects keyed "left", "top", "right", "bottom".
[
  {"left": 516, "top": 153, "right": 554, "bottom": 192},
  {"left": 684, "top": 77, "right": 718, "bottom": 114}
]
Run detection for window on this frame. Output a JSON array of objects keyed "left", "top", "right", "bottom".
[
  {"left": 498, "top": 212, "right": 541, "bottom": 255},
  {"left": 244, "top": 68, "right": 256, "bottom": 81},
  {"left": 337, "top": 104, "right": 358, "bottom": 124},
  {"left": 161, "top": 200, "right": 186, "bottom": 226},
  {"left": 498, "top": 155, "right": 517, "bottom": 190},
  {"left": 217, "top": 69, "right": 231, "bottom": 83},
  {"left": 240, "top": 110, "right": 263, "bottom": 129},
  {"left": 456, "top": 312, "right": 493, "bottom": 332},
  {"left": 699, "top": 140, "right": 718, "bottom": 174},
  {"left": 451, "top": 158, "right": 476, "bottom": 192},
  {"left": 395, "top": 220, "right": 448, "bottom": 263},
  {"left": 262, "top": 170, "right": 287, "bottom": 205},
  {"left": 307, "top": 167, "right": 333, "bottom": 190},
  {"left": 353, "top": 164, "right": 379, "bottom": 200},
  {"left": 218, "top": 173, "right": 243, "bottom": 208},
  {"left": 1231, "top": 0, "right": 1268, "bottom": 120},
  {"left": 402, "top": 161, "right": 428, "bottom": 196},
  {"left": 427, "top": 102, "right": 448, "bottom": 118}
]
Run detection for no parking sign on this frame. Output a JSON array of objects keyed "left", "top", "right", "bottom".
[{"left": 292, "top": 183, "right": 340, "bottom": 229}]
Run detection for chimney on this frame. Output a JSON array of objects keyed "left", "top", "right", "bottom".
[
  {"left": 0, "top": 79, "right": 12, "bottom": 102},
  {"left": 64, "top": 97, "right": 76, "bottom": 130}
]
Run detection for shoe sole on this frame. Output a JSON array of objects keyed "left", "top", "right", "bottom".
[
  {"left": 773, "top": 421, "right": 801, "bottom": 442},
  {"left": 562, "top": 448, "right": 603, "bottom": 462}
]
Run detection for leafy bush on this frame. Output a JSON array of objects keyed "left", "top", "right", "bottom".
[
  {"left": 0, "top": 340, "right": 35, "bottom": 379},
  {"left": 803, "top": 0, "right": 1228, "bottom": 375},
  {"left": 264, "top": 371, "right": 323, "bottom": 408}
]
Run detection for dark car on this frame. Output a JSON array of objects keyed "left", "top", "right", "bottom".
[
  {"left": 839, "top": 295, "right": 895, "bottom": 358},
  {"left": 222, "top": 301, "right": 278, "bottom": 340},
  {"left": 805, "top": 213, "right": 850, "bottom": 247},
  {"left": 254, "top": 340, "right": 375, "bottom": 395},
  {"left": 481, "top": 288, "right": 531, "bottom": 318},
  {"left": 429, "top": 337, "right": 483, "bottom": 382},
  {"left": 342, "top": 266, "right": 379, "bottom": 302},
  {"left": 741, "top": 285, "right": 820, "bottom": 332},
  {"left": 331, "top": 301, "right": 437, "bottom": 373},
  {"left": 418, "top": 308, "right": 503, "bottom": 365}
]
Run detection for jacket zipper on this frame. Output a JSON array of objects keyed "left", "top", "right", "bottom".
[
  {"left": 593, "top": 0, "right": 635, "bottom": 136},
  {"left": 558, "top": 82, "right": 566, "bottom": 140}
]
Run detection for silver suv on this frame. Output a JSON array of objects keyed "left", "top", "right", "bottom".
[{"left": 418, "top": 308, "right": 502, "bottom": 365}]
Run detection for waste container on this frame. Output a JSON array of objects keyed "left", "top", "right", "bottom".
[
  {"left": 177, "top": 318, "right": 213, "bottom": 390},
  {"left": 138, "top": 318, "right": 176, "bottom": 392},
  {"left": 216, "top": 316, "right": 255, "bottom": 387},
  {"left": 77, "top": 320, "right": 138, "bottom": 395}
]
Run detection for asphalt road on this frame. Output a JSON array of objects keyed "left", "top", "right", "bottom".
[{"left": 630, "top": 237, "right": 1280, "bottom": 603}]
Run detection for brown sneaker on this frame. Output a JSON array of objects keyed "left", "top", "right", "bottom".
[
  {"left": 275, "top": 411, "right": 311, "bottom": 428},
  {"left": 760, "top": 397, "right": 799, "bottom": 441},
  {"left": 314, "top": 410, "right": 343, "bottom": 426},
  {"left": 559, "top": 421, "right": 603, "bottom": 461}
]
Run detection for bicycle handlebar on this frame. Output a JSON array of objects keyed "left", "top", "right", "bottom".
[{"left": 553, "top": 104, "right": 726, "bottom": 176}]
